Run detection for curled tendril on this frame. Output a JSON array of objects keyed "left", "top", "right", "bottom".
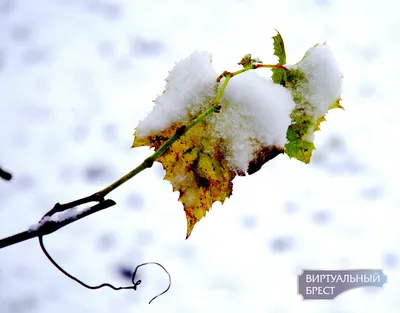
[
  {"left": 36, "top": 199, "right": 171, "bottom": 304},
  {"left": 38, "top": 233, "right": 170, "bottom": 304},
  {"left": 131, "top": 262, "right": 171, "bottom": 304}
]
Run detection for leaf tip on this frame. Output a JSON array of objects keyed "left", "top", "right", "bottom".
[
  {"left": 185, "top": 215, "right": 196, "bottom": 239},
  {"left": 329, "top": 98, "right": 344, "bottom": 110}
]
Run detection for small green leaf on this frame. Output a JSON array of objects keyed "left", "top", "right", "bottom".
[
  {"left": 272, "top": 30, "right": 286, "bottom": 65},
  {"left": 271, "top": 30, "right": 287, "bottom": 86},
  {"left": 284, "top": 44, "right": 343, "bottom": 164},
  {"left": 283, "top": 65, "right": 318, "bottom": 163},
  {"left": 284, "top": 135, "right": 315, "bottom": 164},
  {"left": 238, "top": 54, "right": 262, "bottom": 67},
  {"left": 238, "top": 54, "right": 253, "bottom": 68}
]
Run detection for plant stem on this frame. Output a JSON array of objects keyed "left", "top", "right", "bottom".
[
  {"left": 96, "top": 72, "right": 232, "bottom": 198},
  {"left": 0, "top": 200, "right": 116, "bottom": 249},
  {"left": 0, "top": 167, "right": 12, "bottom": 181},
  {"left": 217, "top": 64, "right": 287, "bottom": 82}
]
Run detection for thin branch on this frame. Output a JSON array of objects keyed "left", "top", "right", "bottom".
[
  {"left": 0, "top": 199, "right": 116, "bottom": 249},
  {"left": 216, "top": 63, "right": 287, "bottom": 82},
  {"left": 0, "top": 167, "right": 12, "bottom": 181}
]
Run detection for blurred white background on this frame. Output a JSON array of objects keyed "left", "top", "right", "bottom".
[{"left": 0, "top": 0, "right": 399, "bottom": 312}]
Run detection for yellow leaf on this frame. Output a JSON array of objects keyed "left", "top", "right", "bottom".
[{"left": 133, "top": 121, "right": 236, "bottom": 238}]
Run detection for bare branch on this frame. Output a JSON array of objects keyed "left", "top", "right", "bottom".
[
  {"left": 0, "top": 199, "right": 116, "bottom": 249},
  {"left": 0, "top": 167, "right": 12, "bottom": 181}
]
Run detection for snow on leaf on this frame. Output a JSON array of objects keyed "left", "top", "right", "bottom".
[
  {"left": 134, "top": 51, "right": 218, "bottom": 138},
  {"left": 214, "top": 71, "right": 295, "bottom": 173},
  {"left": 131, "top": 55, "right": 294, "bottom": 237},
  {"left": 284, "top": 44, "right": 343, "bottom": 163},
  {"left": 133, "top": 121, "right": 236, "bottom": 239},
  {"left": 271, "top": 30, "right": 287, "bottom": 86}
]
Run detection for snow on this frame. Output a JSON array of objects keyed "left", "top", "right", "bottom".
[
  {"left": 50, "top": 207, "right": 79, "bottom": 222},
  {"left": 0, "top": 1, "right": 400, "bottom": 313},
  {"left": 28, "top": 207, "right": 87, "bottom": 232},
  {"left": 213, "top": 71, "right": 295, "bottom": 172},
  {"left": 288, "top": 43, "right": 343, "bottom": 118},
  {"left": 135, "top": 51, "right": 217, "bottom": 137},
  {"left": 29, "top": 216, "right": 51, "bottom": 232},
  {"left": 135, "top": 53, "right": 295, "bottom": 173}
]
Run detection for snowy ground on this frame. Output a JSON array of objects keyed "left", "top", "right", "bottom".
[{"left": 0, "top": 0, "right": 399, "bottom": 312}]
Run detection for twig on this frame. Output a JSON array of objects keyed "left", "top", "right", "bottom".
[
  {"left": 0, "top": 199, "right": 116, "bottom": 249},
  {"left": 0, "top": 167, "right": 12, "bottom": 181}
]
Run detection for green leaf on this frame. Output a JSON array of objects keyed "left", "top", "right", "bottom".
[
  {"left": 272, "top": 30, "right": 286, "bottom": 65},
  {"left": 284, "top": 136, "right": 315, "bottom": 164},
  {"left": 283, "top": 65, "right": 318, "bottom": 163},
  {"left": 284, "top": 111, "right": 315, "bottom": 164},
  {"left": 283, "top": 43, "right": 343, "bottom": 164},
  {"left": 271, "top": 30, "right": 287, "bottom": 86}
]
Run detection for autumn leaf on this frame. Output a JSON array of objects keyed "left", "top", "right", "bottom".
[
  {"left": 133, "top": 120, "right": 284, "bottom": 237},
  {"left": 271, "top": 30, "right": 287, "bottom": 86},
  {"left": 133, "top": 121, "right": 236, "bottom": 238},
  {"left": 131, "top": 43, "right": 341, "bottom": 237}
]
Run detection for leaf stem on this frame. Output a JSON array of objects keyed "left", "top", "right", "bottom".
[
  {"left": 96, "top": 125, "right": 187, "bottom": 198},
  {"left": 97, "top": 73, "right": 233, "bottom": 198},
  {"left": 216, "top": 64, "right": 287, "bottom": 82}
]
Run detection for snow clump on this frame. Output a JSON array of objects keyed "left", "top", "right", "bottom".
[{"left": 285, "top": 44, "right": 342, "bottom": 128}]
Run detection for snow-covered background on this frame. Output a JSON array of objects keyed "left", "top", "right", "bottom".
[{"left": 0, "top": 0, "right": 399, "bottom": 312}]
